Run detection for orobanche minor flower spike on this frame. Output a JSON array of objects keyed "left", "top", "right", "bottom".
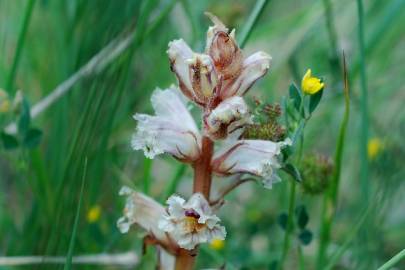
[{"left": 118, "top": 13, "right": 324, "bottom": 270}]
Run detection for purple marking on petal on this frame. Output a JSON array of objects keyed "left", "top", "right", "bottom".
[{"left": 184, "top": 209, "right": 201, "bottom": 219}]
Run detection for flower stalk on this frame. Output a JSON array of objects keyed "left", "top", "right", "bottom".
[
  {"left": 193, "top": 136, "right": 214, "bottom": 198},
  {"left": 174, "top": 249, "right": 196, "bottom": 270}
]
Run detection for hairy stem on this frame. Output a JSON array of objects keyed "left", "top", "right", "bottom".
[
  {"left": 193, "top": 136, "right": 214, "bottom": 198},
  {"left": 174, "top": 250, "right": 196, "bottom": 270}
]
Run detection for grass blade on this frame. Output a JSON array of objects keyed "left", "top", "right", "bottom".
[
  {"left": 5, "top": 0, "right": 36, "bottom": 93},
  {"left": 356, "top": 0, "right": 369, "bottom": 203},
  {"left": 377, "top": 249, "right": 405, "bottom": 270},
  {"left": 324, "top": 207, "right": 371, "bottom": 270},
  {"left": 317, "top": 52, "right": 350, "bottom": 269},
  {"left": 238, "top": 0, "right": 270, "bottom": 48},
  {"left": 63, "top": 158, "right": 87, "bottom": 270}
]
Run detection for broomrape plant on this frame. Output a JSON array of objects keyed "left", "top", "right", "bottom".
[{"left": 118, "top": 13, "right": 325, "bottom": 270}]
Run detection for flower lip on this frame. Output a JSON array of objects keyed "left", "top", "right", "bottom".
[
  {"left": 132, "top": 87, "right": 201, "bottom": 161},
  {"left": 159, "top": 193, "right": 226, "bottom": 250},
  {"left": 212, "top": 139, "right": 291, "bottom": 188}
]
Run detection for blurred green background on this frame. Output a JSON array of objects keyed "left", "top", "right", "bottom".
[{"left": 0, "top": 0, "right": 404, "bottom": 269}]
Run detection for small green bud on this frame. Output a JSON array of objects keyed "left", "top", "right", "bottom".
[{"left": 300, "top": 153, "right": 333, "bottom": 195}]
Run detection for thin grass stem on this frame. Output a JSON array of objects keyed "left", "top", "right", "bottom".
[
  {"left": 316, "top": 53, "right": 350, "bottom": 269},
  {"left": 356, "top": 0, "right": 369, "bottom": 203},
  {"left": 238, "top": 0, "right": 270, "bottom": 48},
  {"left": 377, "top": 249, "right": 405, "bottom": 270},
  {"left": 64, "top": 158, "right": 87, "bottom": 270},
  {"left": 5, "top": 0, "right": 36, "bottom": 93}
]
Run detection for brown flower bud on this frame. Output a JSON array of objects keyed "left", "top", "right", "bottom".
[{"left": 205, "top": 12, "right": 243, "bottom": 80}]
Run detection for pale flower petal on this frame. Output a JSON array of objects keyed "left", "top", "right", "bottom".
[
  {"left": 167, "top": 39, "right": 194, "bottom": 101},
  {"left": 185, "top": 53, "right": 218, "bottom": 103},
  {"left": 117, "top": 186, "right": 169, "bottom": 244},
  {"left": 158, "top": 248, "right": 175, "bottom": 270},
  {"left": 212, "top": 139, "right": 291, "bottom": 188},
  {"left": 205, "top": 96, "right": 252, "bottom": 139},
  {"left": 132, "top": 87, "right": 201, "bottom": 161},
  {"left": 168, "top": 40, "right": 217, "bottom": 105},
  {"left": 159, "top": 193, "right": 226, "bottom": 250},
  {"left": 221, "top": 51, "right": 272, "bottom": 99}
]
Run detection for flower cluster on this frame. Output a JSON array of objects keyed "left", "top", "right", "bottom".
[
  {"left": 119, "top": 13, "right": 291, "bottom": 257},
  {"left": 132, "top": 13, "right": 289, "bottom": 186}
]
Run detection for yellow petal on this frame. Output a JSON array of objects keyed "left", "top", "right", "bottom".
[
  {"left": 86, "top": 205, "right": 101, "bottom": 223},
  {"left": 210, "top": 239, "right": 225, "bottom": 250},
  {"left": 368, "top": 138, "right": 382, "bottom": 160},
  {"left": 301, "top": 69, "right": 324, "bottom": 95}
]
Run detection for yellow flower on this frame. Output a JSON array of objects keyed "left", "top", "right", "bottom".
[
  {"left": 0, "top": 89, "right": 11, "bottom": 113},
  {"left": 210, "top": 239, "right": 225, "bottom": 250},
  {"left": 86, "top": 205, "right": 101, "bottom": 223},
  {"left": 368, "top": 138, "right": 383, "bottom": 160},
  {"left": 301, "top": 69, "right": 324, "bottom": 95}
]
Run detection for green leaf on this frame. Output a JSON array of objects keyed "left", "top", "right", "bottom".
[
  {"left": 278, "top": 213, "right": 288, "bottom": 230},
  {"left": 18, "top": 98, "right": 31, "bottom": 136},
  {"left": 1, "top": 132, "right": 19, "bottom": 150},
  {"left": 295, "top": 205, "right": 309, "bottom": 229},
  {"left": 282, "top": 163, "right": 302, "bottom": 182},
  {"left": 282, "top": 146, "right": 293, "bottom": 162},
  {"left": 289, "top": 83, "right": 302, "bottom": 111},
  {"left": 298, "top": 229, "right": 313, "bottom": 245},
  {"left": 309, "top": 89, "right": 324, "bottom": 114},
  {"left": 23, "top": 128, "right": 42, "bottom": 148}
]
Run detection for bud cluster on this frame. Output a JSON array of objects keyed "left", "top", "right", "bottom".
[
  {"left": 300, "top": 153, "right": 333, "bottom": 195},
  {"left": 242, "top": 100, "right": 286, "bottom": 142}
]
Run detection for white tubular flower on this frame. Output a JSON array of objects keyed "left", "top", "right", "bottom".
[
  {"left": 205, "top": 96, "right": 251, "bottom": 139},
  {"left": 158, "top": 193, "right": 226, "bottom": 250},
  {"left": 117, "top": 186, "right": 170, "bottom": 244},
  {"left": 131, "top": 87, "right": 201, "bottom": 162},
  {"left": 168, "top": 40, "right": 217, "bottom": 106},
  {"left": 221, "top": 51, "right": 272, "bottom": 99},
  {"left": 212, "top": 139, "right": 291, "bottom": 188}
]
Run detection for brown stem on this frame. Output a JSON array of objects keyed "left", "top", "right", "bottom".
[
  {"left": 174, "top": 249, "right": 196, "bottom": 270},
  {"left": 193, "top": 136, "right": 214, "bottom": 198}
]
